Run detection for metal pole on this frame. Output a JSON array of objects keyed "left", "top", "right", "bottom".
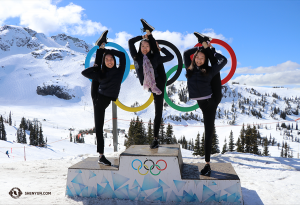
[{"left": 112, "top": 102, "right": 118, "bottom": 152}]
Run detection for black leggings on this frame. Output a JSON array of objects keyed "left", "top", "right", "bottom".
[
  {"left": 151, "top": 77, "right": 165, "bottom": 138},
  {"left": 197, "top": 95, "right": 218, "bottom": 162},
  {"left": 93, "top": 94, "right": 113, "bottom": 154}
]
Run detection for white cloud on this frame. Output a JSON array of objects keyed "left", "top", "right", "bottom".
[
  {"left": 0, "top": 0, "right": 107, "bottom": 36},
  {"left": 108, "top": 31, "right": 133, "bottom": 50},
  {"left": 231, "top": 70, "right": 300, "bottom": 86},
  {"left": 235, "top": 61, "right": 300, "bottom": 74}
]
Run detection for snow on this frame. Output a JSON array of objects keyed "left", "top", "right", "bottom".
[{"left": 1, "top": 25, "right": 300, "bottom": 204}]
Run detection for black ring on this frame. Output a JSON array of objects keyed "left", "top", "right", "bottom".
[
  {"left": 144, "top": 159, "right": 155, "bottom": 170},
  {"left": 156, "top": 40, "right": 183, "bottom": 86}
]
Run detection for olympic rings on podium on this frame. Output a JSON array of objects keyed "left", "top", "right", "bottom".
[
  {"left": 132, "top": 159, "right": 167, "bottom": 176},
  {"left": 84, "top": 42, "right": 131, "bottom": 83},
  {"left": 138, "top": 164, "right": 149, "bottom": 175}
]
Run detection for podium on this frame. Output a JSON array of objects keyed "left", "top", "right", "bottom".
[{"left": 66, "top": 144, "right": 243, "bottom": 204}]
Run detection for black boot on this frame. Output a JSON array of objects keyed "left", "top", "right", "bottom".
[
  {"left": 98, "top": 155, "right": 111, "bottom": 166},
  {"left": 150, "top": 139, "right": 159, "bottom": 149},
  {"left": 95, "top": 30, "right": 108, "bottom": 47},
  {"left": 200, "top": 164, "right": 211, "bottom": 176},
  {"left": 140, "top": 19, "right": 155, "bottom": 33},
  {"left": 194, "top": 32, "right": 212, "bottom": 44}
]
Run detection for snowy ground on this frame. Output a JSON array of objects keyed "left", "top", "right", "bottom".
[{"left": 1, "top": 148, "right": 300, "bottom": 205}]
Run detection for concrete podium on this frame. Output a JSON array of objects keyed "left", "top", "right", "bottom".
[{"left": 66, "top": 144, "right": 243, "bottom": 204}]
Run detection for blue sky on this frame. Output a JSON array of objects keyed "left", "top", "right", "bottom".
[{"left": 1, "top": 0, "right": 300, "bottom": 88}]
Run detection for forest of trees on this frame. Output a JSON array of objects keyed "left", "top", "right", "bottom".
[
  {"left": 16, "top": 117, "right": 47, "bottom": 147},
  {"left": 124, "top": 117, "right": 177, "bottom": 148}
]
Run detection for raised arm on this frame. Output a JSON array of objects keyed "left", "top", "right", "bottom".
[
  {"left": 147, "top": 33, "right": 159, "bottom": 54},
  {"left": 183, "top": 47, "right": 198, "bottom": 69},
  {"left": 128, "top": 35, "right": 143, "bottom": 59},
  {"left": 94, "top": 47, "right": 105, "bottom": 67},
  {"left": 210, "top": 53, "right": 227, "bottom": 77},
  {"left": 157, "top": 47, "right": 174, "bottom": 64},
  {"left": 107, "top": 49, "right": 126, "bottom": 72}
]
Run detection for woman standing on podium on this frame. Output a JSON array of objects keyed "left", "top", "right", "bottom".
[
  {"left": 184, "top": 32, "right": 227, "bottom": 175},
  {"left": 82, "top": 30, "right": 126, "bottom": 166},
  {"left": 128, "top": 19, "right": 174, "bottom": 149}
]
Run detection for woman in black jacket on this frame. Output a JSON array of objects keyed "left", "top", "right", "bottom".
[
  {"left": 184, "top": 33, "right": 227, "bottom": 175},
  {"left": 128, "top": 20, "right": 174, "bottom": 148},
  {"left": 82, "top": 37, "right": 126, "bottom": 166}
]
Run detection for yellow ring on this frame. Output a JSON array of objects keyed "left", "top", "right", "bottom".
[
  {"left": 114, "top": 65, "right": 154, "bottom": 112},
  {"left": 138, "top": 164, "right": 149, "bottom": 175}
]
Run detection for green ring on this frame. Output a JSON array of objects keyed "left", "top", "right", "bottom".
[
  {"left": 150, "top": 164, "right": 161, "bottom": 176},
  {"left": 164, "top": 65, "right": 199, "bottom": 112}
]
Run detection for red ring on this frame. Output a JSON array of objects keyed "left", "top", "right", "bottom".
[
  {"left": 156, "top": 159, "right": 167, "bottom": 171},
  {"left": 191, "top": 39, "right": 237, "bottom": 85}
]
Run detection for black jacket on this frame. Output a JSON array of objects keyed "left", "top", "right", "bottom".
[
  {"left": 128, "top": 35, "right": 174, "bottom": 85},
  {"left": 184, "top": 47, "right": 227, "bottom": 98},
  {"left": 81, "top": 48, "right": 126, "bottom": 101}
]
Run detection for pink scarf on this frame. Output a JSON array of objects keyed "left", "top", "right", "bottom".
[{"left": 143, "top": 55, "right": 162, "bottom": 95}]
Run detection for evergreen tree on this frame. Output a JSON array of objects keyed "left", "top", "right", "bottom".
[
  {"left": 263, "top": 138, "right": 269, "bottom": 156},
  {"left": 193, "top": 132, "right": 201, "bottom": 156},
  {"left": 236, "top": 137, "right": 243, "bottom": 152},
  {"left": 159, "top": 118, "right": 165, "bottom": 144},
  {"left": 135, "top": 118, "right": 147, "bottom": 145},
  {"left": 239, "top": 123, "right": 246, "bottom": 152},
  {"left": 9, "top": 111, "right": 12, "bottom": 126},
  {"left": 147, "top": 119, "right": 153, "bottom": 144},
  {"left": 38, "top": 125, "right": 45, "bottom": 147},
  {"left": 165, "top": 124, "right": 173, "bottom": 144},
  {"left": 211, "top": 127, "right": 220, "bottom": 154},
  {"left": 228, "top": 130, "right": 235, "bottom": 152},
  {"left": 0, "top": 115, "right": 7, "bottom": 141},
  {"left": 222, "top": 138, "right": 228, "bottom": 154},
  {"left": 251, "top": 126, "right": 259, "bottom": 155},
  {"left": 29, "top": 125, "right": 35, "bottom": 146},
  {"left": 200, "top": 132, "right": 205, "bottom": 156},
  {"left": 125, "top": 118, "right": 136, "bottom": 148},
  {"left": 244, "top": 124, "right": 252, "bottom": 153}
]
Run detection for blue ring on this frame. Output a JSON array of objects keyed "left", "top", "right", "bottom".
[
  {"left": 84, "top": 42, "right": 130, "bottom": 83},
  {"left": 131, "top": 159, "right": 142, "bottom": 170}
]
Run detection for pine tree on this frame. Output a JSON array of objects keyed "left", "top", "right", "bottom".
[
  {"left": 125, "top": 118, "right": 135, "bottom": 148},
  {"left": 236, "top": 137, "right": 243, "bottom": 152},
  {"left": 29, "top": 125, "right": 35, "bottom": 145},
  {"left": 38, "top": 125, "right": 45, "bottom": 147},
  {"left": 193, "top": 132, "right": 201, "bottom": 156},
  {"left": 252, "top": 126, "right": 259, "bottom": 155},
  {"left": 22, "top": 127, "right": 27, "bottom": 144},
  {"left": 159, "top": 118, "right": 165, "bottom": 144},
  {"left": 211, "top": 127, "right": 220, "bottom": 154},
  {"left": 239, "top": 123, "right": 246, "bottom": 152},
  {"left": 244, "top": 124, "right": 251, "bottom": 153},
  {"left": 134, "top": 118, "right": 146, "bottom": 145},
  {"left": 147, "top": 119, "right": 153, "bottom": 144},
  {"left": 222, "top": 138, "right": 228, "bottom": 154},
  {"left": 200, "top": 132, "right": 205, "bottom": 156},
  {"left": 228, "top": 130, "right": 235, "bottom": 152},
  {"left": 165, "top": 124, "right": 173, "bottom": 144},
  {"left": 0, "top": 115, "right": 7, "bottom": 141},
  {"left": 9, "top": 111, "right": 12, "bottom": 126},
  {"left": 263, "top": 138, "right": 269, "bottom": 156}
]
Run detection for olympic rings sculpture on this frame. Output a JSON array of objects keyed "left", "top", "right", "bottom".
[
  {"left": 131, "top": 159, "right": 167, "bottom": 176},
  {"left": 84, "top": 38, "right": 236, "bottom": 112}
]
